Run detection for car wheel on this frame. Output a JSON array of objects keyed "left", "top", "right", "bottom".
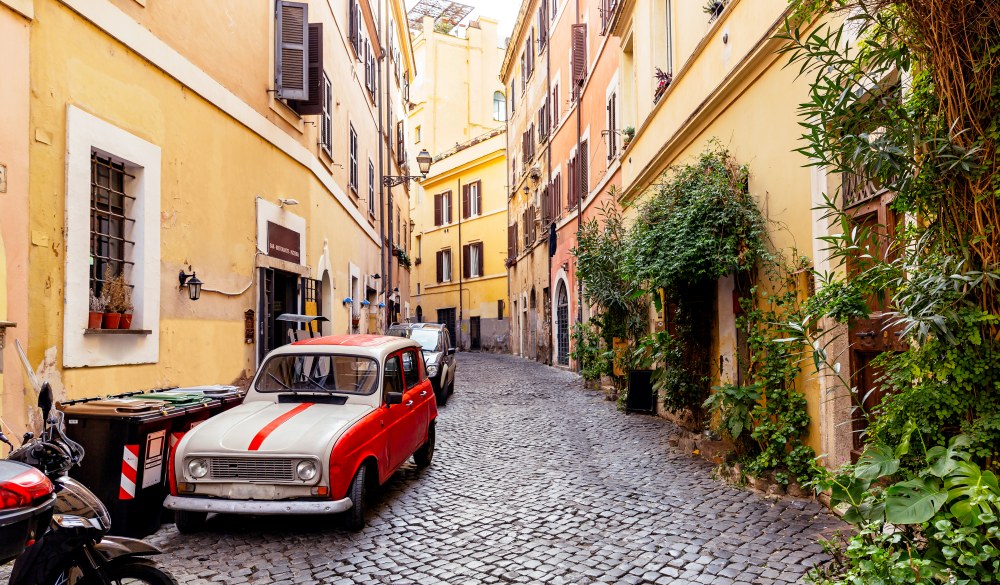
[
  {"left": 342, "top": 465, "right": 369, "bottom": 532},
  {"left": 174, "top": 510, "right": 207, "bottom": 535},
  {"left": 414, "top": 423, "right": 435, "bottom": 469},
  {"left": 448, "top": 374, "right": 455, "bottom": 395},
  {"left": 435, "top": 384, "right": 448, "bottom": 406}
]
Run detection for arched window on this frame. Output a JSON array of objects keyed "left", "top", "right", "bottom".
[{"left": 493, "top": 92, "right": 507, "bottom": 122}]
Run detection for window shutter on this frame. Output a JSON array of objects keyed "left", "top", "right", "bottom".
[
  {"left": 580, "top": 140, "right": 589, "bottom": 199},
  {"left": 476, "top": 242, "right": 484, "bottom": 274},
  {"left": 475, "top": 181, "right": 482, "bottom": 213},
  {"left": 462, "top": 184, "right": 470, "bottom": 219},
  {"left": 607, "top": 93, "right": 617, "bottom": 160},
  {"left": 436, "top": 250, "right": 444, "bottom": 282},
  {"left": 571, "top": 24, "right": 587, "bottom": 90},
  {"left": 463, "top": 244, "right": 471, "bottom": 279},
  {"left": 434, "top": 194, "right": 442, "bottom": 226},
  {"left": 349, "top": 1, "right": 357, "bottom": 53},
  {"left": 446, "top": 191, "right": 453, "bottom": 223},
  {"left": 508, "top": 224, "right": 515, "bottom": 259},
  {"left": 514, "top": 222, "right": 519, "bottom": 256},
  {"left": 293, "top": 23, "right": 324, "bottom": 115},
  {"left": 276, "top": 1, "right": 309, "bottom": 101}
]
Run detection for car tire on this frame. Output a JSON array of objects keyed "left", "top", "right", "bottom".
[
  {"left": 435, "top": 384, "right": 448, "bottom": 406},
  {"left": 414, "top": 423, "right": 435, "bottom": 469},
  {"left": 174, "top": 510, "right": 207, "bottom": 535},
  {"left": 342, "top": 465, "right": 369, "bottom": 532},
  {"left": 448, "top": 375, "right": 455, "bottom": 395}
]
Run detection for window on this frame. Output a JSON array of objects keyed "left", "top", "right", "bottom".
[
  {"left": 90, "top": 152, "right": 132, "bottom": 301},
  {"left": 607, "top": 91, "right": 618, "bottom": 160},
  {"left": 66, "top": 105, "right": 161, "bottom": 367},
  {"left": 368, "top": 161, "right": 375, "bottom": 216},
  {"left": 552, "top": 83, "right": 560, "bottom": 121},
  {"left": 463, "top": 242, "right": 484, "bottom": 278},
  {"left": 511, "top": 83, "right": 516, "bottom": 113},
  {"left": 463, "top": 181, "right": 482, "bottom": 218},
  {"left": 349, "top": 0, "right": 361, "bottom": 57},
  {"left": 498, "top": 299, "right": 505, "bottom": 321},
  {"left": 493, "top": 92, "right": 507, "bottom": 122},
  {"left": 572, "top": 24, "right": 588, "bottom": 93},
  {"left": 664, "top": 0, "right": 673, "bottom": 75},
  {"left": 434, "top": 191, "right": 452, "bottom": 226},
  {"left": 383, "top": 356, "right": 402, "bottom": 396},
  {"left": 321, "top": 73, "right": 332, "bottom": 156},
  {"left": 415, "top": 125, "right": 421, "bottom": 143},
  {"left": 436, "top": 248, "right": 452, "bottom": 282},
  {"left": 401, "top": 350, "right": 420, "bottom": 388},
  {"left": 256, "top": 355, "right": 379, "bottom": 395},
  {"left": 396, "top": 122, "right": 405, "bottom": 165},
  {"left": 349, "top": 125, "right": 358, "bottom": 192},
  {"left": 538, "top": 5, "right": 548, "bottom": 50}
]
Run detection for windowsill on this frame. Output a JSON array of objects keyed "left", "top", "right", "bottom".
[
  {"left": 319, "top": 147, "right": 335, "bottom": 170},
  {"left": 84, "top": 328, "right": 153, "bottom": 335},
  {"left": 268, "top": 95, "right": 305, "bottom": 134},
  {"left": 367, "top": 212, "right": 376, "bottom": 225}
]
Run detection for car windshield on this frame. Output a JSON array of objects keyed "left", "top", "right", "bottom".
[
  {"left": 387, "top": 328, "right": 440, "bottom": 352},
  {"left": 255, "top": 354, "right": 379, "bottom": 395}
]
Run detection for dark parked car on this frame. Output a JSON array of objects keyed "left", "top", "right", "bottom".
[
  {"left": 387, "top": 323, "right": 456, "bottom": 405},
  {"left": 0, "top": 459, "right": 56, "bottom": 564}
]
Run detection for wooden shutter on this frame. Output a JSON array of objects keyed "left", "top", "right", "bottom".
[
  {"left": 607, "top": 94, "right": 617, "bottom": 159},
  {"left": 476, "top": 242, "right": 484, "bottom": 275},
  {"left": 508, "top": 224, "right": 515, "bottom": 259},
  {"left": 572, "top": 24, "right": 587, "bottom": 89},
  {"left": 462, "top": 184, "right": 470, "bottom": 219},
  {"left": 434, "top": 194, "right": 442, "bottom": 226},
  {"left": 436, "top": 250, "right": 444, "bottom": 282},
  {"left": 580, "top": 140, "right": 589, "bottom": 199},
  {"left": 276, "top": 1, "right": 309, "bottom": 101},
  {"left": 349, "top": 1, "right": 357, "bottom": 53},
  {"left": 475, "top": 181, "right": 482, "bottom": 214},
  {"left": 514, "top": 222, "right": 519, "bottom": 256},
  {"left": 463, "top": 244, "right": 471, "bottom": 279},
  {"left": 446, "top": 191, "right": 453, "bottom": 223},
  {"left": 294, "top": 23, "right": 324, "bottom": 115}
]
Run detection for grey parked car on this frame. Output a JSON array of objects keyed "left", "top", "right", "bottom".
[{"left": 387, "top": 323, "right": 456, "bottom": 405}]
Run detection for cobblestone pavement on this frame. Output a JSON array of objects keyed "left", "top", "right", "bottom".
[{"left": 6, "top": 353, "right": 846, "bottom": 584}]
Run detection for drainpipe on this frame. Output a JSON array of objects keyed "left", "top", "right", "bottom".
[
  {"left": 575, "top": 0, "right": 584, "bottom": 370},
  {"left": 457, "top": 177, "right": 463, "bottom": 350},
  {"left": 545, "top": 0, "right": 553, "bottom": 366},
  {"left": 377, "top": 0, "right": 386, "bottom": 332}
]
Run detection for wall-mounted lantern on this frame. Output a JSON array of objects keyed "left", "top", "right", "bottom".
[{"left": 178, "top": 270, "right": 203, "bottom": 301}]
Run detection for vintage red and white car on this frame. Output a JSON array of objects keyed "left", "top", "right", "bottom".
[{"left": 164, "top": 335, "right": 437, "bottom": 532}]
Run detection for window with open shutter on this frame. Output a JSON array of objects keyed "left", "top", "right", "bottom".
[
  {"left": 349, "top": 1, "right": 361, "bottom": 57},
  {"left": 321, "top": 73, "right": 332, "bottom": 155},
  {"left": 445, "top": 191, "right": 453, "bottom": 224},
  {"left": 571, "top": 24, "right": 588, "bottom": 92},
  {"left": 580, "top": 140, "right": 589, "bottom": 199},
  {"left": 474, "top": 181, "right": 482, "bottom": 215},
  {"left": 462, "top": 184, "right": 470, "bottom": 220},
  {"left": 276, "top": 1, "right": 309, "bottom": 101},
  {"left": 463, "top": 244, "right": 471, "bottom": 279},
  {"left": 292, "top": 23, "right": 323, "bottom": 115},
  {"left": 607, "top": 93, "right": 617, "bottom": 160},
  {"left": 436, "top": 250, "right": 444, "bottom": 282},
  {"left": 508, "top": 224, "right": 515, "bottom": 259},
  {"left": 434, "top": 193, "right": 442, "bottom": 226},
  {"left": 349, "top": 124, "right": 358, "bottom": 192}
]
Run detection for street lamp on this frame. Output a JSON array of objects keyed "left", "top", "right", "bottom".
[{"left": 382, "top": 149, "right": 433, "bottom": 187}]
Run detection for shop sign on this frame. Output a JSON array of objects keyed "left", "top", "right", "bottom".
[{"left": 267, "top": 221, "right": 301, "bottom": 263}]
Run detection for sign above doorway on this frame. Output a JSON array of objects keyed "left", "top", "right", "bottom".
[{"left": 267, "top": 221, "right": 301, "bottom": 264}]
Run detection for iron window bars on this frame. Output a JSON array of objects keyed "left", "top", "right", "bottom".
[{"left": 90, "top": 152, "right": 135, "bottom": 297}]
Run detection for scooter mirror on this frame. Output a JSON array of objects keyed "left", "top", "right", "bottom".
[{"left": 38, "top": 382, "right": 53, "bottom": 423}]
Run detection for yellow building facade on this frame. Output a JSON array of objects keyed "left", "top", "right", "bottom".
[
  {"left": 3, "top": 0, "right": 418, "bottom": 434},
  {"left": 609, "top": 0, "right": 846, "bottom": 463},
  {"left": 407, "top": 14, "right": 510, "bottom": 350}
]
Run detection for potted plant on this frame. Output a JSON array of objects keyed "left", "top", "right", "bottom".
[
  {"left": 703, "top": 0, "right": 725, "bottom": 21},
  {"left": 351, "top": 311, "right": 362, "bottom": 331},
  {"left": 100, "top": 268, "right": 129, "bottom": 329},
  {"left": 622, "top": 126, "right": 635, "bottom": 149},
  {"left": 88, "top": 292, "right": 105, "bottom": 329},
  {"left": 653, "top": 67, "right": 673, "bottom": 104},
  {"left": 119, "top": 278, "right": 134, "bottom": 330}
]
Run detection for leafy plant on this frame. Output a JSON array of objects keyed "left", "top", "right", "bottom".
[
  {"left": 100, "top": 267, "right": 130, "bottom": 314},
  {"left": 570, "top": 322, "right": 608, "bottom": 382},
  {"left": 89, "top": 292, "right": 105, "bottom": 313},
  {"left": 705, "top": 383, "right": 759, "bottom": 452}
]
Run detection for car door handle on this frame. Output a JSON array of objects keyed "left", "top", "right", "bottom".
[
  {"left": 419, "top": 391, "right": 428, "bottom": 397},
  {"left": 405, "top": 400, "right": 414, "bottom": 407}
]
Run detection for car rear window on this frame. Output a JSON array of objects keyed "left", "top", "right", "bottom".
[{"left": 255, "top": 354, "right": 379, "bottom": 395}]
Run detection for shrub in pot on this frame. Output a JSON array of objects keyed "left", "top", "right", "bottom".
[
  {"left": 88, "top": 293, "right": 105, "bottom": 329},
  {"left": 100, "top": 268, "right": 129, "bottom": 329}
]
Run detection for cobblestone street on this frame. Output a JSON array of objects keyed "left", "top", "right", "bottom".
[{"left": 137, "top": 353, "right": 841, "bottom": 584}]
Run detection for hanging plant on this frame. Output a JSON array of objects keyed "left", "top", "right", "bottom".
[
  {"left": 653, "top": 67, "right": 673, "bottom": 103},
  {"left": 703, "top": 0, "right": 726, "bottom": 21}
]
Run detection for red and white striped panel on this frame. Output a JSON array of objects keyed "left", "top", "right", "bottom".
[
  {"left": 119, "top": 444, "right": 139, "bottom": 500},
  {"left": 169, "top": 432, "right": 185, "bottom": 452}
]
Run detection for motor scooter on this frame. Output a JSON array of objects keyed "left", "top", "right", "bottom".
[{"left": 4, "top": 382, "right": 177, "bottom": 585}]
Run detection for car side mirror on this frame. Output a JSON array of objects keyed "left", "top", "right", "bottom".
[
  {"left": 448, "top": 348, "right": 456, "bottom": 356},
  {"left": 386, "top": 392, "right": 403, "bottom": 406}
]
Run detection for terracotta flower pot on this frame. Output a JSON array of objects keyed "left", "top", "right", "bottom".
[
  {"left": 88, "top": 311, "right": 103, "bottom": 329},
  {"left": 119, "top": 313, "right": 133, "bottom": 330},
  {"left": 102, "top": 312, "right": 121, "bottom": 329}
]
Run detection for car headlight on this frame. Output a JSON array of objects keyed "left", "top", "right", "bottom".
[
  {"left": 296, "top": 460, "right": 317, "bottom": 481},
  {"left": 427, "top": 364, "right": 439, "bottom": 377},
  {"left": 187, "top": 458, "right": 208, "bottom": 479}
]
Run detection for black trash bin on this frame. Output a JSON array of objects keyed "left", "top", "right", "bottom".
[{"left": 59, "top": 397, "right": 188, "bottom": 537}]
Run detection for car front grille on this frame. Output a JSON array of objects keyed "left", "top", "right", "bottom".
[{"left": 208, "top": 457, "right": 296, "bottom": 482}]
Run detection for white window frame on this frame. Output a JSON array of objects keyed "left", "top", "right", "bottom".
[
  {"left": 321, "top": 73, "right": 333, "bottom": 156},
  {"left": 470, "top": 182, "right": 480, "bottom": 216},
  {"left": 442, "top": 193, "right": 451, "bottom": 224},
  {"left": 442, "top": 249, "right": 452, "bottom": 282},
  {"left": 64, "top": 105, "right": 161, "bottom": 367},
  {"left": 349, "top": 124, "right": 358, "bottom": 192},
  {"left": 470, "top": 243, "right": 482, "bottom": 278},
  {"left": 368, "top": 160, "right": 376, "bottom": 217}
]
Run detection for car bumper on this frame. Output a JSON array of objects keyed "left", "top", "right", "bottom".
[{"left": 163, "top": 495, "right": 352, "bottom": 515}]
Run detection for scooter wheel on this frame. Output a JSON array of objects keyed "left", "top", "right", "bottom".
[{"left": 99, "top": 559, "right": 178, "bottom": 585}]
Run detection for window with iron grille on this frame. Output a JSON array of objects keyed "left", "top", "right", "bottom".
[
  {"left": 321, "top": 73, "right": 332, "bottom": 156},
  {"left": 349, "top": 124, "right": 358, "bottom": 192},
  {"left": 90, "top": 152, "right": 134, "bottom": 299}
]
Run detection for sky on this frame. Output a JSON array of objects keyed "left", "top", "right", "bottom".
[{"left": 405, "top": 0, "right": 520, "bottom": 41}]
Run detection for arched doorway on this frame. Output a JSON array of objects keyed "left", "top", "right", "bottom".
[
  {"left": 556, "top": 281, "right": 569, "bottom": 365},
  {"left": 416, "top": 305, "right": 423, "bottom": 323}
]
